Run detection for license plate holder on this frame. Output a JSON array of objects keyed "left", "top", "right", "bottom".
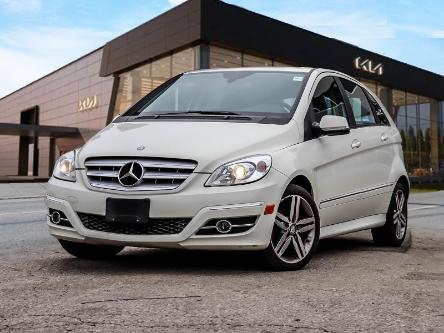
[{"left": 105, "top": 198, "right": 150, "bottom": 224}]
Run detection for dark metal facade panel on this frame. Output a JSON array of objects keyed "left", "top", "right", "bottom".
[
  {"left": 200, "top": 0, "right": 444, "bottom": 100},
  {"left": 99, "top": 0, "right": 202, "bottom": 76}
]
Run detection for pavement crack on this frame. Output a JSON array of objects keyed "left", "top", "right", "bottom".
[{"left": 80, "top": 295, "right": 202, "bottom": 304}]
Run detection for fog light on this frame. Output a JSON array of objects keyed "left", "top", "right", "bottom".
[
  {"left": 215, "top": 219, "right": 232, "bottom": 234},
  {"left": 51, "top": 211, "right": 61, "bottom": 224}
]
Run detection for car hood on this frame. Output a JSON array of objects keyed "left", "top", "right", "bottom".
[{"left": 77, "top": 121, "right": 299, "bottom": 172}]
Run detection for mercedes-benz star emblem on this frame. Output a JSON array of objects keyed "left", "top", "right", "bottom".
[{"left": 118, "top": 162, "right": 144, "bottom": 187}]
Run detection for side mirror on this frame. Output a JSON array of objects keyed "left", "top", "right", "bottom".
[{"left": 312, "top": 115, "right": 350, "bottom": 136}]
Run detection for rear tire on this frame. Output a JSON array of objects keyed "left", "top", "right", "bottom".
[
  {"left": 371, "top": 182, "right": 408, "bottom": 247},
  {"left": 263, "top": 184, "right": 320, "bottom": 270},
  {"left": 58, "top": 239, "right": 124, "bottom": 260}
]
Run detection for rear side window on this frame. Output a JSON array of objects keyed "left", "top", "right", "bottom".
[
  {"left": 311, "top": 77, "right": 348, "bottom": 123},
  {"left": 340, "top": 78, "right": 376, "bottom": 126},
  {"left": 366, "top": 93, "right": 390, "bottom": 125}
]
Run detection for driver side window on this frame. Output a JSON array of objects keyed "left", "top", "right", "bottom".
[{"left": 311, "top": 76, "right": 348, "bottom": 123}]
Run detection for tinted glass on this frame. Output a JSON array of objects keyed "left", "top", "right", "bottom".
[
  {"left": 366, "top": 91, "right": 390, "bottom": 125},
  {"left": 340, "top": 79, "right": 376, "bottom": 126},
  {"left": 136, "top": 71, "right": 306, "bottom": 116},
  {"left": 311, "top": 77, "right": 348, "bottom": 122}
]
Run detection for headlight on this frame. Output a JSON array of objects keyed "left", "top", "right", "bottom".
[
  {"left": 206, "top": 155, "right": 272, "bottom": 186},
  {"left": 53, "top": 150, "right": 76, "bottom": 182}
]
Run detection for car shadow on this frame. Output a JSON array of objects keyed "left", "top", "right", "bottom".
[{"left": 46, "top": 230, "right": 405, "bottom": 275}]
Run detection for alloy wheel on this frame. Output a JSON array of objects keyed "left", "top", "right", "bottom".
[
  {"left": 393, "top": 189, "right": 407, "bottom": 239},
  {"left": 271, "top": 194, "right": 316, "bottom": 264}
]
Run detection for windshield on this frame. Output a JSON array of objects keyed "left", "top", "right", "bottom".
[{"left": 131, "top": 71, "right": 307, "bottom": 120}]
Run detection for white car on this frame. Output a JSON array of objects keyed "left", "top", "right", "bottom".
[{"left": 46, "top": 67, "right": 409, "bottom": 270}]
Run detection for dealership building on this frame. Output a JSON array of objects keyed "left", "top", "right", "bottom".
[{"left": 0, "top": 0, "right": 443, "bottom": 180}]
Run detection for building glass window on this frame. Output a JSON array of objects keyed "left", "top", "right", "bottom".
[
  {"left": 272, "top": 60, "right": 294, "bottom": 67},
  {"left": 359, "top": 79, "right": 377, "bottom": 95},
  {"left": 172, "top": 48, "right": 197, "bottom": 76},
  {"left": 418, "top": 96, "right": 431, "bottom": 172},
  {"left": 112, "top": 47, "right": 198, "bottom": 118},
  {"left": 405, "top": 93, "right": 418, "bottom": 173},
  {"left": 210, "top": 46, "right": 242, "bottom": 68},
  {"left": 376, "top": 84, "right": 392, "bottom": 116},
  {"left": 440, "top": 102, "right": 444, "bottom": 175},
  {"left": 243, "top": 53, "right": 272, "bottom": 67}
]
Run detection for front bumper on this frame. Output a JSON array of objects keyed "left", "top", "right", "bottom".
[{"left": 45, "top": 169, "right": 287, "bottom": 250}]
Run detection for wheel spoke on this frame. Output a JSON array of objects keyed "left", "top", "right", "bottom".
[
  {"left": 297, "top": 217, "right": 314, "bottom": 226},
  {"left": 277, "top": 236, "right": 292, "bottom": 257},
  {"left": 399, "top": 195, "right": 405, "bottom": 212},
  {"left": 274, "top": 218, "right": 288, "bottom": 230},
  {"left": 291, "top": 236, "right": 303, "bottom": 259},
  {"left": 274, "top": 231, "right": 289, "bottom": 253},
  {"left": 395, "top": 219, "right": 401, "bottom": 238},
  {"left": 276, "top": 212, "right": 290, "bottom": 224},
  {"left": 399, "top": 213, "right": 407, "bottom": 227},
  {"left": 295, "top": 233, "right": 306, "bottom": 257},
  {"left": 395, "top": 194, "right": 400, "bottom": 210},
  {"left": 294, "top": 196, "right": 301, "bottom": 222},
  {"left": 298, "top": 223, "right": 315, "bottom": 233},
  {"left": 289, "top": 196, "right": 300, "bottom": 222}
]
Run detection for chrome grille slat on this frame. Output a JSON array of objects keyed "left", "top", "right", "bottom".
[
  {"left": 143, "top": 172, "right": 189, "bottom": 180},
  {"left": 84, "top": 157, "right": 197, "bottom": 191},
  {"left": 86, "top": 170, "right": 119, "bottom": 178},
  {"left": 85, "top": 158, "right": 197, "bottom": 170}
]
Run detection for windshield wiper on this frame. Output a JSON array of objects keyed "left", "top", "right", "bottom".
[{"left": 135, "top": 111, "right": 253, "bottom": 119}]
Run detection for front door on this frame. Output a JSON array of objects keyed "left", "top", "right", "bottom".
[{"left": 306, "top": 75, "right": 364, "bottom": 226}]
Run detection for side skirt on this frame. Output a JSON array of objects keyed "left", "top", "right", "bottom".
[{"left": 319, "top": 214, "right": 386, "bottom": 239}]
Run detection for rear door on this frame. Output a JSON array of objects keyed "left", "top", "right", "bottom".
[
  {"left": 338, "top": 78, "right": 394, "bottom": 216},
  {"left": 304, "top": 74, "right": 364, "bottom": 226}
]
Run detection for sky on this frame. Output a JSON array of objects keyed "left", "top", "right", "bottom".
[{"left": 0, "top": 0, "right": 443, "bottom": 98}]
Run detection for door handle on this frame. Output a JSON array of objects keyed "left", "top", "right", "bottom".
[
  {"left": 381, "top": 134, "right": 388, "bottom": 142},
  {"left": 351, "top": 139, "right": 361, "bottom": 149}
]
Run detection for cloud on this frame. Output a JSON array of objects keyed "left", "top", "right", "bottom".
[
  {"left": 0, "top": 26, "right": 115, "bottom": 97},
  {"left": 168, "top": 0, "right": 187, "bottom": 6},
  {"left": 0, "top": 0, "right": 41, "bottom": 12},
  {"left": 274, "top": 10, "right": 395, "bottom": 51}
]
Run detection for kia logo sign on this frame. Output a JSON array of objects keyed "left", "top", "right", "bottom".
[
  {"left": 78, "top": 95, "right": 98, "bottom": 111},
  {"left": 354, "top": 57, "right": 384, "bottom": 75}
]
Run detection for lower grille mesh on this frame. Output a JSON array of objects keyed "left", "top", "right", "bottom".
[{"left": 78, "top": 213, "right": 191, "bottom": 235}]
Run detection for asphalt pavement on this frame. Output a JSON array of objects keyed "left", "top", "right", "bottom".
[{"left": 0, "top": 191, "right": 443, "bottom": 332}]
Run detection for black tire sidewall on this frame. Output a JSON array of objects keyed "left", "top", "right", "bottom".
[{"left": 385, "top": 183, "right": 408, "bottom": 246}]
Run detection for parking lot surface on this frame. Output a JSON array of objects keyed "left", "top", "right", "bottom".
[{"left": 0, "top": 191, "right": 443, "bottom": 332}]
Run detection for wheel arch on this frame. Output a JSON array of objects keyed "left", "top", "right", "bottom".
[
  {"left": 288, "top": 174, "right": 314, "bottom": 197},
  {"left": 397, "top": 175, "right": 410, "bottom": 199}
]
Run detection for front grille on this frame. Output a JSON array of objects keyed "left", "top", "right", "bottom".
[
  {"left": 84, "top": 157, "right": 197, "bottom": 191},
  {"left": 78, "top": 213, "right": 191, "bottom": 235}
]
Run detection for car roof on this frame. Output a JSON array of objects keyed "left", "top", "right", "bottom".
[{"left": 186, "top": 67, "right": 314, "bottom": 74}]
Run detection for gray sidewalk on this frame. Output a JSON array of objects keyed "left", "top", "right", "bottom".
[{"left": 0, "top": 183, "right": 47, "bottom": 199}]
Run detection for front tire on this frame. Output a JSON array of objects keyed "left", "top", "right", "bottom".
[
  {"left": 263, "top": 185, "right": 320, "bottom": 270},
  {"left": 58, "top": 239, "right": 124, "bottom": 260},
  {"left": 371, "top": 182, "right": 408, "bottom": 247}
]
